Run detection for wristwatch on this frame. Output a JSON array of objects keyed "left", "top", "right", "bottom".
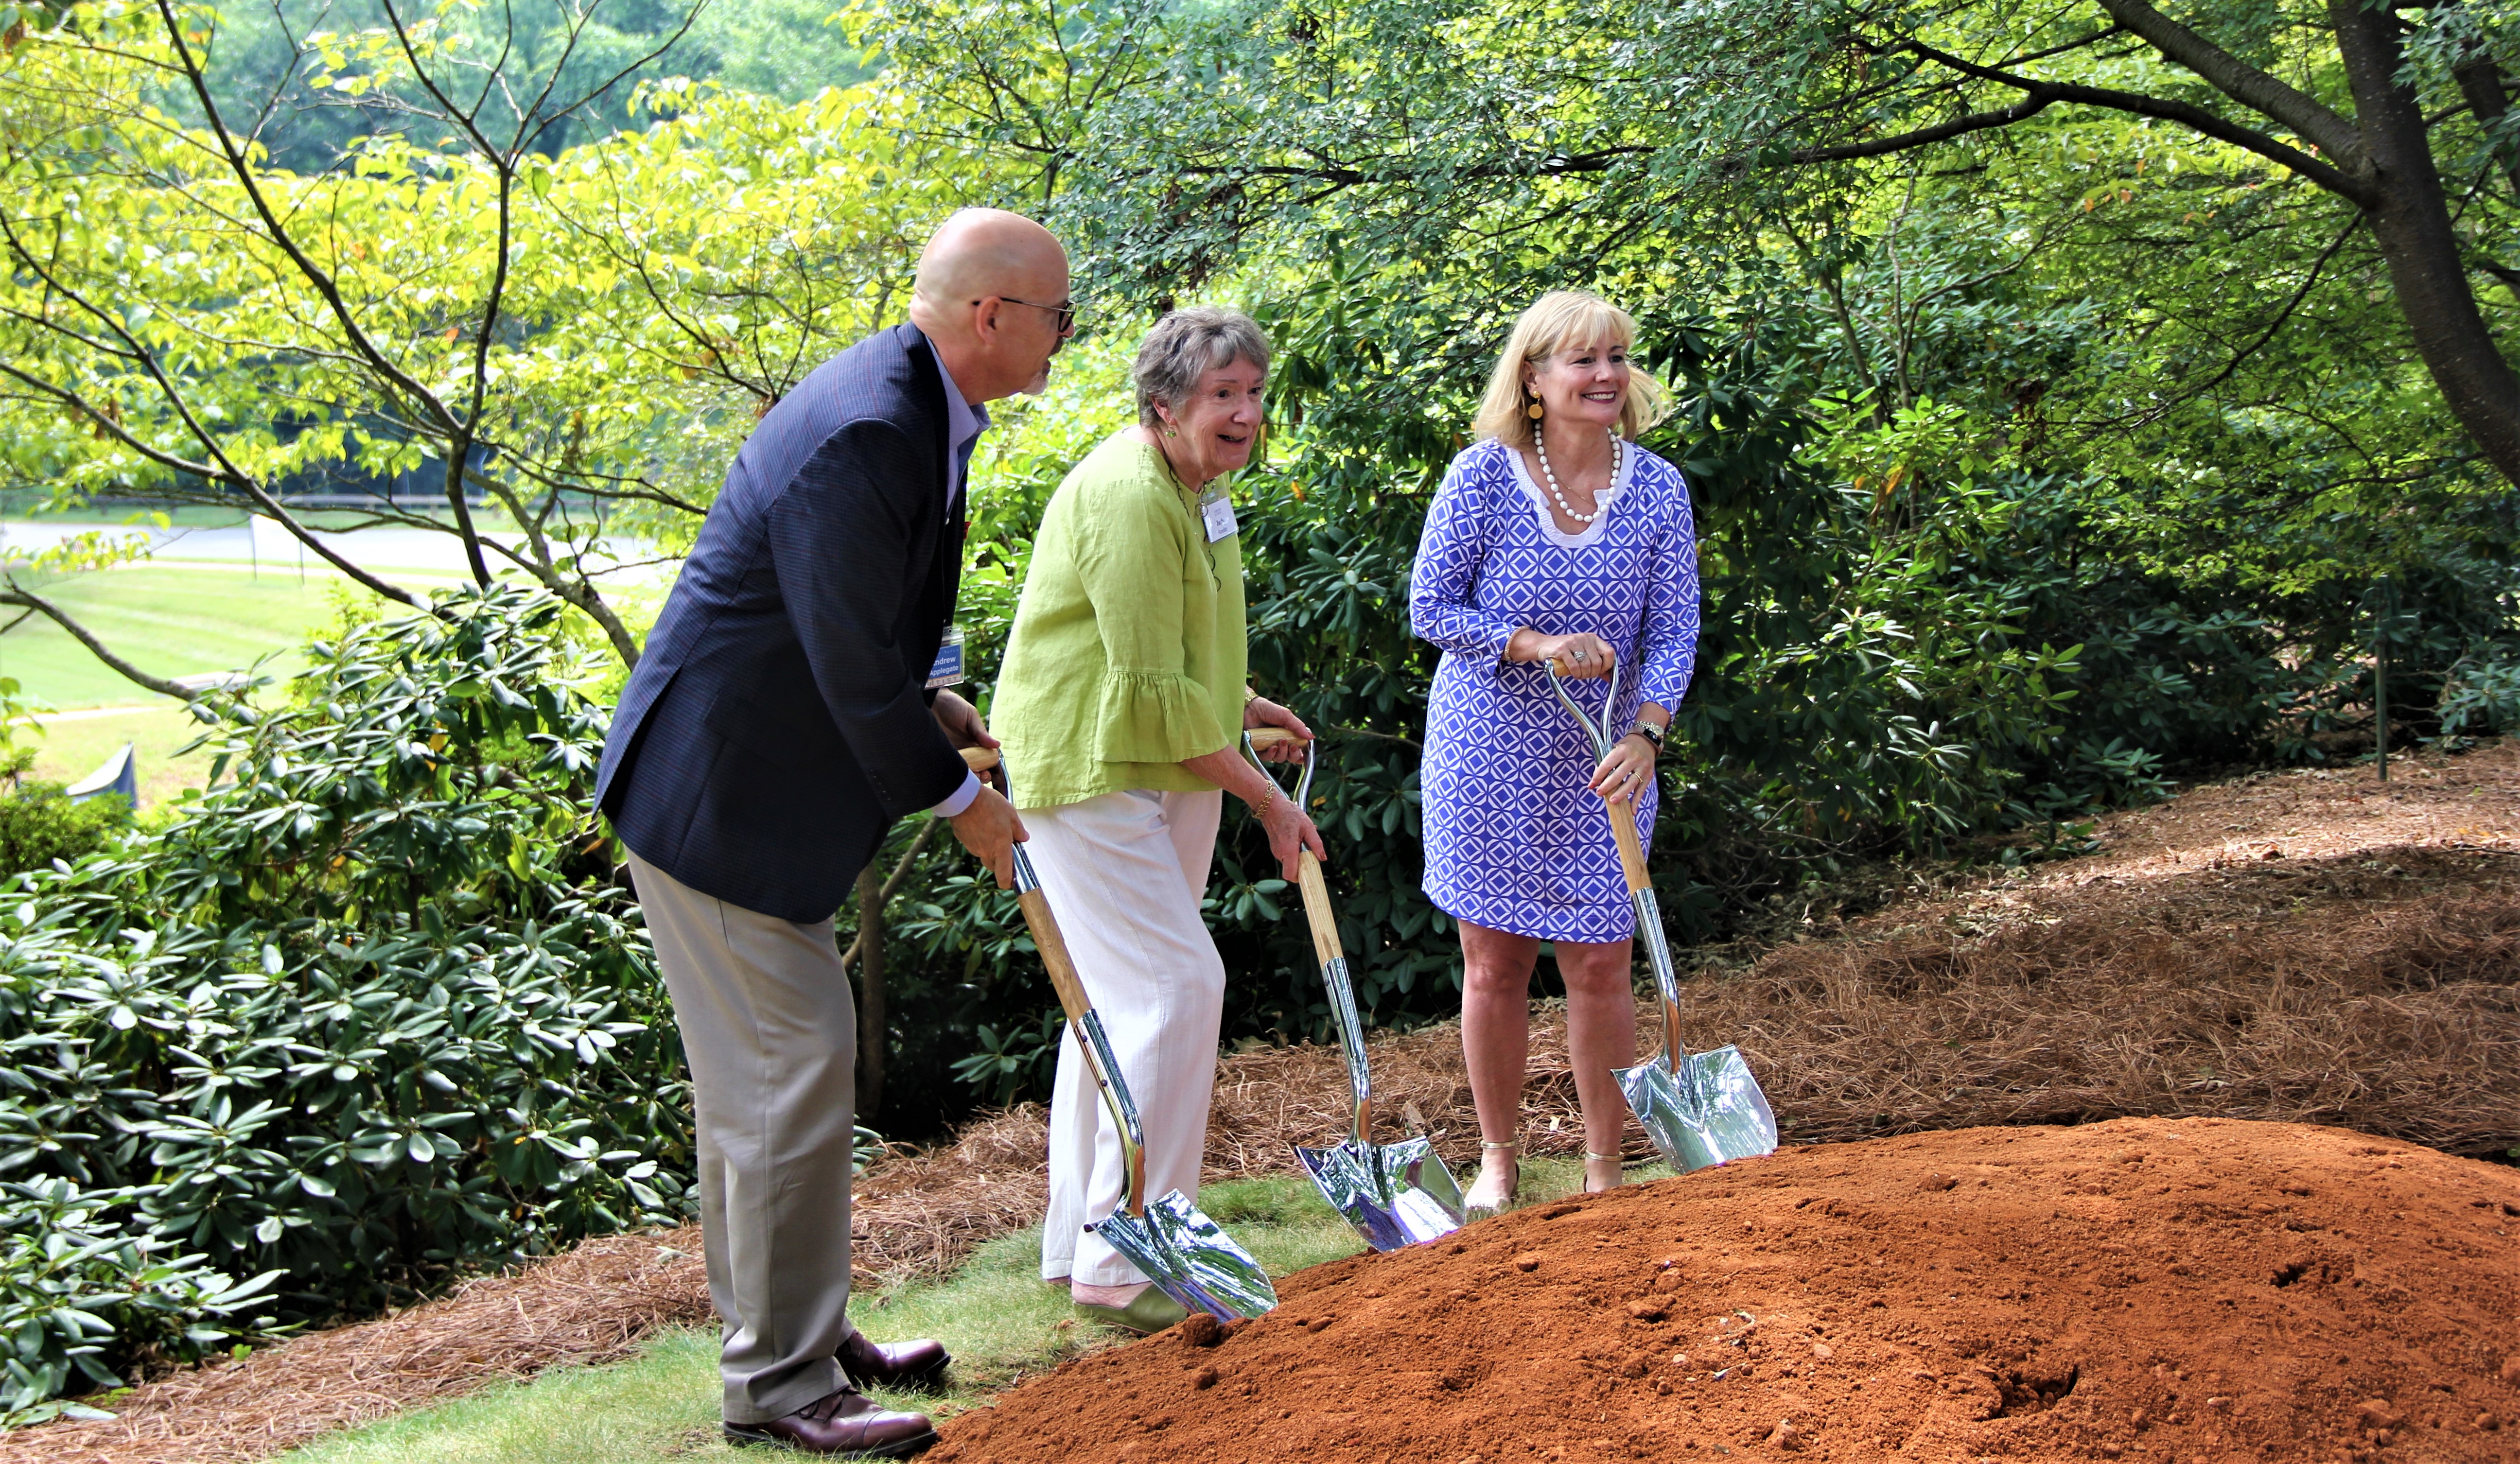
[{"left": 1631, "top": 721, "right": 1665, "bottom": 750}]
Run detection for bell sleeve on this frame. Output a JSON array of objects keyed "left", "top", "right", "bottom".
[
  {"left": 1636, "top": 467, "right": 1701, "bottom": 710},
  {"left": 1410, "top": 452, "right": 1519, "bottom": 672},
  {"left": 1073, "top": 479, "right": 1230, "bottom": 765}
]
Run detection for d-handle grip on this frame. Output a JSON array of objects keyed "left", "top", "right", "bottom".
[
  {"left": 959, "top": 746, "right": 1000, "bottom": 771},
  {"left": 1244, "top": 729, "right": 1335, "bottom": 956}
]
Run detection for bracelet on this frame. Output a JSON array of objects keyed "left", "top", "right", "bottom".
[
  {"left": 1243, "top": 685, "right": 1261, "bottom": 705},
  {"left": 1631, "top": 722, "right": 1665, "bottom": 750}
]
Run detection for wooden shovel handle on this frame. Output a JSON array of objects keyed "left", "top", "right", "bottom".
[
  {"left": 1607, "top": 794, "right": 1652, "bottom": 895},
  {"left": 1295, "top": 849, "right": 1343, "bottom": 967},
  {"left": 1245, "top": 727, "right": 1303, "bottom": 748},
  {"left": 959, "top": 745, "right": 1000, "bottom": 771},
  {"left": 1017, "top": 886, "right": 1096, "bottom": 1028}
]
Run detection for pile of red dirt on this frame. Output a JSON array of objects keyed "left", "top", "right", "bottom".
[{"left": 932, "top": 1117, "right": 2520, "bottom": 1464}]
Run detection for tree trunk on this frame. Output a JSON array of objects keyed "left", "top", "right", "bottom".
[
  {"left": 853, "top": 864, "right": 888, "bottom": 1123},
  {"left": 2330, "top": 0, "right": 2520, "bottom": 486}
]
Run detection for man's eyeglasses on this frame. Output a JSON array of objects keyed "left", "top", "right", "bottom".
[{"left": 983, "top": 296, "right": 1080, "bottom": 334}]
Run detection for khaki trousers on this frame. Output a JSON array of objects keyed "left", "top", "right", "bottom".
[
  {"left": 628, "top": 851, "right": 858, "bottom": 1426},
  {"left": 1027, "top": 788, "right": 1226, "bottom": 1287}
]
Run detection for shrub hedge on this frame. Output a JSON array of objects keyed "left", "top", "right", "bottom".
[{"left": 0, "top": 589, "right": 682, "bottom": 1422}]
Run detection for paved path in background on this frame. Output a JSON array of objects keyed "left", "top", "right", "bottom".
[
  {"left": 0, "top": 521, "right": 665, "bottom": 582},
  {"left": 35, "top": 705, "right": 167, "bottom": 722}
]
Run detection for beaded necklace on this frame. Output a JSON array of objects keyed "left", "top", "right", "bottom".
[{"left": 1533, "top": 423, "right": 1621, "bottom": 526}]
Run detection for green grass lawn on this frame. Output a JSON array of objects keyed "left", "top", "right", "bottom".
[
  {"left": 278, "top": 1161, "right": 1629, "bottom": 1464},
  {"left": 0, "top": 565, "right": 354, "bottom": 710}
]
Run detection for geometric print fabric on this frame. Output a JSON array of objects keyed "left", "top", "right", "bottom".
[{"left": 1407, "top": 436, "right": 1702, "bottom": 942}]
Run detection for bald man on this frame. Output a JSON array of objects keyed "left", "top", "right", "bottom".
[{"left": 595, "top": 209, "right": 1072, "bottom": 1456}]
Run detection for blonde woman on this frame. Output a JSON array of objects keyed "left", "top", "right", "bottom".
[{"left": 1407, "top": 290, "right": 1700, "bottom": 1215}]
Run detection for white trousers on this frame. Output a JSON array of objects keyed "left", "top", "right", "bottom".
[{"left": 1027, "top": 787, "right": 1225, "bottom": 1286}]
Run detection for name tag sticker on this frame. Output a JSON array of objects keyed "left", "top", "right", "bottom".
[
  {"left": 926, "top": 625, "right": 965, "bottom": 689},
  {"left": 1200, "top": 491, "right": 1239, "bottom": 543}
]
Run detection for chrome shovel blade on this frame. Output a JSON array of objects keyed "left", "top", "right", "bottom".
[
  {"left": 1615, "top": 1044, "right": 1780, "bottom": 1173},
  {"left": 1295, "top": 1136, "right": 1466, "bottom": 1251},
  {"left": 1090, "top": 1189, "right": 1278, "bottom": 1321}
]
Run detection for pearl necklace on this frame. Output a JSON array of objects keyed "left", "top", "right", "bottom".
[{"left": 1533, "top": 423, "right": 1621, "bottom": 525}]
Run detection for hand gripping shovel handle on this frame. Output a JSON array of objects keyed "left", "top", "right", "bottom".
[
  {"left": 959, "top": 745, "right": 1152, "bottom": 1218},
  {"left": 1245, "top": 729, "right": 1374, "bottom": 1146},
  {"left": 1544, "top": 665, "right": 1690, "bottom": 1075}
]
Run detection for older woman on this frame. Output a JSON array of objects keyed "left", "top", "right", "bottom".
[
  {"left": 992, "top": 307, "right": 1323, "bottom": 1333},
  {"left": 1408, "top": 290, "right": 1700, "bottom": 1216}
]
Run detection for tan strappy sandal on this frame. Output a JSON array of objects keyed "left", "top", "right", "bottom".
[{"left": 1465, "top": 1140, "right": 1521, "bottom": 1220}]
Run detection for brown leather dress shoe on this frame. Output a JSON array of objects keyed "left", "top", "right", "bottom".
[
  {"left": 723, "top": 1386, "right": 937, "bottom": 1456},
  {"left": 838, "top": 1329, "right": 950, "bottom": 1390}
]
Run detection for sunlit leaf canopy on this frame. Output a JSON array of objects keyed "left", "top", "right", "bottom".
[{"left": 0, "top": 0, "right": 1004, "bottom": 662}]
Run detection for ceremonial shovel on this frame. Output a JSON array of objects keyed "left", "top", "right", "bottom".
[
  {"left": 959, "top": 747, "right": 1277, "bottom": 1320},
  {"left": 1243, "top": 729, "right": 1465, "bottom": 1248},
  {"left": 1545, "top": 664, "right": 1779, "bottom": 1173}
]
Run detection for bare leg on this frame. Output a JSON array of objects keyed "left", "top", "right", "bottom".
[
  {"left": 1459, "top": 920, "right": 1541, "bottom": 1209},
  {"left": 1556, "top": 936, "right": 1637, "bottom": 1191}
]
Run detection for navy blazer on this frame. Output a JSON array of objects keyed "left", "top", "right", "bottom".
[{"left": 597, "top": 324, "right": 970, "bottom": 923}]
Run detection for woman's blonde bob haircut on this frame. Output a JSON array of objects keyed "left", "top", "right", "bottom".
[{"left": 1472, "top": 290, "right": 1670, "bottom": 449}]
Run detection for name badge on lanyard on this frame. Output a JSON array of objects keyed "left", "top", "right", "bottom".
[
  {"left": 1199, "top": 488, "right": 1238, "bottom": 543},
  {"left": 926, "top": 624, "right": 965, "bottom": 689}
]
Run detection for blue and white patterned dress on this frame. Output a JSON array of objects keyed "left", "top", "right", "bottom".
[{"left": 1408, "top": 436, "right": 1700, "bottom": 942}]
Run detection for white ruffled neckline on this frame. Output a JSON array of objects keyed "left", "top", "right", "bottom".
[{"left": 1500, "top": 437, "right": 1636, "bottom": 547}]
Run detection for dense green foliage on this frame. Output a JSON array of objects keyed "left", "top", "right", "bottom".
[
  {"left": 0, "top": 676, "right": 129, "bottom": 885},
  {"left": 0, "top": 591, "right": 682, "bottom": 1421},
  {"left": 0, "top": 781, "right": 127, "bottom": 879},
  {"left": 203, "top": 0, "right": 877, "bottom": 172},
  {"left": 840, "top": 0, "right": 2520, "bottom": 1110}
]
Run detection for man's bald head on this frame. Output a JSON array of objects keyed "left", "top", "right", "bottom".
[
  {"left": 912, "top": 209, "right": 1067, "bottom": 317},
  {"left": 908, "top": 209, "right": 1071, "bottom": 402}
]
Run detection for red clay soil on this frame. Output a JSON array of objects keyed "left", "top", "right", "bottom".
[{"left": 931, "top": 1118, "right": 2520, "bottom": 1464}]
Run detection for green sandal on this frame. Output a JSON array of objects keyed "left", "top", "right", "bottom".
[{"left": 1073, "top": 1287, "right": 1190, "bottom": 1335}]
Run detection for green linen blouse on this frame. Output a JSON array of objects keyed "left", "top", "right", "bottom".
[{"left": 992, "top": 432, "right": 1247, "bottom": 811}]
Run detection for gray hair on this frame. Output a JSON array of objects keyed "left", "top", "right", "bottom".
[{"left": 1132, "top": 307, "right": 1272, "bottom": 428}]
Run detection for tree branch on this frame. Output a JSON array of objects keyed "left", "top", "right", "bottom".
[
  {"left": 1178, "top": 145, "right": 1656, "bottom": 192},
  {"left": 1894, "top": 38, "right": 2380, "bottom": 207},
  {"left": 151, "top": 0, "right": 467, "bottom": 444},
  {"left": 2090, "top": 0, "right": 2369, "bottom": 166},
  {"left": 838, "top": 819, "right": 941, "bottom": 974},
  {"left": 1790, "top": 95, "right": 2058, "bottom": 162},
  {"left": 2149, "top": 212, "right": 2364, "bottom": 418},
  {"left": 0, "top": 363, "right": 427, "bottom": 611},
  {"left": 2455, "top": 58, "right": 2520, "bottom": 201}
]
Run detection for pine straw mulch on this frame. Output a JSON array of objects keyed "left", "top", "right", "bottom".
[
  {"left": 1213, "top": 739, "right": 2520, "bottom": 1171},
  {"left": 14, "top": 741, "right": 2518, "bottom": 1464},
  {"left": 8, "top": 1115, "right": 1065, "bottom": 1464},
  {"left": 11, "top": 1232, "right": 714, "bottom": 1464}
]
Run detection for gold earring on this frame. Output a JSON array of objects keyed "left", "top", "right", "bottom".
[{"left": 1525, "top": 398, "right": 1544, "bottom": 420}]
